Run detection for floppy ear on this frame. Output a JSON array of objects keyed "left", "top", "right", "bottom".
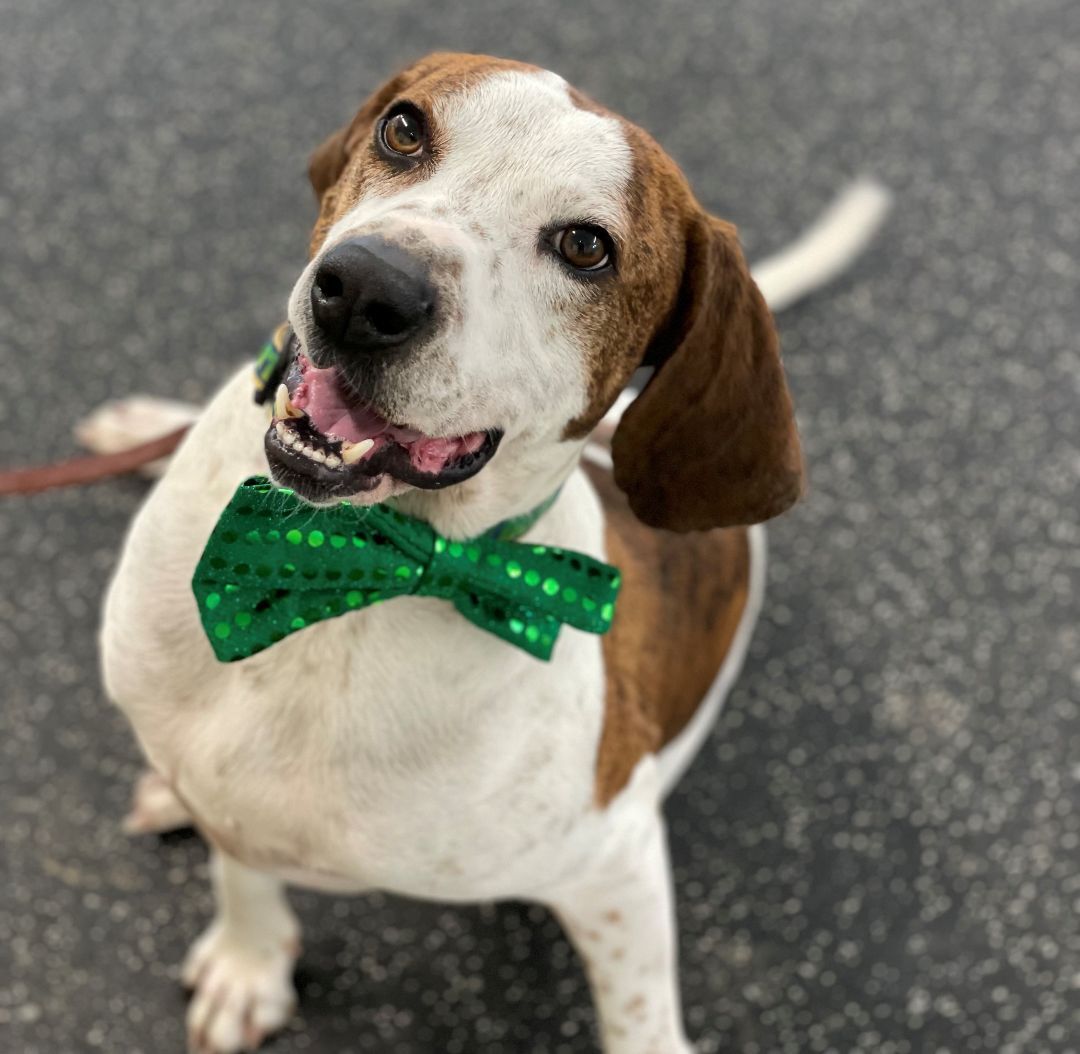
[
  {"left": 611, "top": 213, "right": 804, "bottom": 532},
  {"left": 307, "top": 127, "right": 350, "bottom": 203}
]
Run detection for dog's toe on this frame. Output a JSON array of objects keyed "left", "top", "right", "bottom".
[
  {"left": 183, "top": 921, "right": 298, "bottom": 1054},
  {"left": 123, "top": 769, "right": 192, "bottom": 835}
]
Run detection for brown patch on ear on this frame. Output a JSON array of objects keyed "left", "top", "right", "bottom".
[
  {"left": 611, "top": 213, "right": 804, "bottom": 531},
  {"left": 307, "top": 127, "right": 350, "bottom": 204}
]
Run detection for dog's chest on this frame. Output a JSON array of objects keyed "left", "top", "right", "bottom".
[
  {"left": 157, "top": 615, "right": 603, "bottom": 897},
  {"left": 102, "top": 371, "right": 609, "bottom": 898}
]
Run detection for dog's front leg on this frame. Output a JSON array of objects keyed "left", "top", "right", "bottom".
[
  {"left": 547, "top": 814, "right": 694, "bottom": 1054},
  {"left": 182, "top": 850, "right": 300, "bottom": 1054}
]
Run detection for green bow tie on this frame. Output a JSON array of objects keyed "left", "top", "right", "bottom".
[{"left": 192, "top": 476, "right": 621, "bottom": 662}]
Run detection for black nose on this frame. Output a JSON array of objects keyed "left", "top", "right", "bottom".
[{"left": 310, "top": 236, "right": 437, "bottom": 354}]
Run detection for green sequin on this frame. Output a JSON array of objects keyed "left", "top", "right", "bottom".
[{"left": 193, "top": 475, "right": 621, "bottom": 664}]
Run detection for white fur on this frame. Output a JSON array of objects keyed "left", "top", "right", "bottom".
[{"left": 98, "top": 69, "right": 880, "bottom": 1054}]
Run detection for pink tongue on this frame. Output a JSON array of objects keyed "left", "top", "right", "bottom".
[{"left": 289, "top": 360, "right": 484, "bottom": 473}]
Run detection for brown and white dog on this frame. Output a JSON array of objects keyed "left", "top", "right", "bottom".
[{"left": 97, "top": 52, "right": 888, "bottom": 1054}]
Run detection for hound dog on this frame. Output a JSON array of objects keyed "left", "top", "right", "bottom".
[{"left": 99, "top": 51, "right": 885, "bottom": 1054}]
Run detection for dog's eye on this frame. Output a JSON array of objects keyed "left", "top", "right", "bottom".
[
  {"left": 556, "top": 226, "right": 611, "bottom": 271},
  {"left": 382, "top": 109, "right": 425, "bottom": 156}
]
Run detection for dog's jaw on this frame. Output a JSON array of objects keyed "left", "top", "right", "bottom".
[{"left": 391, "top": 428, "right": 591, "bottom": 540}]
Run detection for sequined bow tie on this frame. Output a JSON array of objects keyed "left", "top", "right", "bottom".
[{"left": 192, "top": 476, "right": 621, "bottom": 662}]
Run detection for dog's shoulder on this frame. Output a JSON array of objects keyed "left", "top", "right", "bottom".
[{"left": 584, "top": 461, "right": 751, "bottom": 806}]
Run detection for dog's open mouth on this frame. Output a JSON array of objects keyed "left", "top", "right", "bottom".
[{"left": 265, "top": 352, "right": 502, "bottom": 503}]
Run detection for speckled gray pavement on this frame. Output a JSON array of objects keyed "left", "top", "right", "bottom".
[{"left": 2, "top": 1, "right": 1078, "bottom": 1051}]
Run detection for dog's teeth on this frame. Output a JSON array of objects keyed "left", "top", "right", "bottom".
[
  {"left": 274, "top": 383, "right": 304, "bottom": 419},
  {"left": 341, "top": 438, "right": 376, "bottom": 465},
  {"left": 325, "top": 454, "right": 342, "bottom": 469},
  {"left": 310, "top": 448, "right": 327, "bottom": 463},
  {"left": 275, "top": 420, "right": 286, "bottom": 438},
  {"left": 286, "top": 432, "right": 301, "bottom": 449}
]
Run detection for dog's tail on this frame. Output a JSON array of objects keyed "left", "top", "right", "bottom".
[
  {"left": 589, "top": 177, "right": 891, "bottom": 447},
  {"left": 750, "top": 177, "right": 891, "bottom": 313}
]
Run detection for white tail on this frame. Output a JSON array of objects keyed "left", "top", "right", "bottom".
[{"left": 750, "top": 177, "right": 891, "bottom": 313}]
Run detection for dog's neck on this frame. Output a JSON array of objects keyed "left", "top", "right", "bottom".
[{"left": 391, "top": 434, "right": 590, "bottom": 541}]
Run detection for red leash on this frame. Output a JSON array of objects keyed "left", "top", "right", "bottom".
[{"left": 0, "top": 426, "right": 191, "bottom": 495}]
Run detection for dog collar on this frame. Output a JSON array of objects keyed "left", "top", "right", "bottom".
[{"left": 252, "top": 322, "right": 295, "bottom": 405}]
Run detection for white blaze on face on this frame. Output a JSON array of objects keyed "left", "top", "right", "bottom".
[{"left": 292, "top": 69, "right": 634, "bottom": 445}]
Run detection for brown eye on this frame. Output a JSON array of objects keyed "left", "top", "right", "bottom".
[
  {"left": 557, "top": 226, "right": 611, "bottom": 270},
  {"left": 382, "top": 111, "right": 424, "bottom": 156}
]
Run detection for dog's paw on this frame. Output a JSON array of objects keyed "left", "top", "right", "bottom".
[
  {"left": 182, "top": 920, "right": 299, "bottom": 1054},
  {"left": 122, "top": 769, "right": 192, "bottom": 835}
]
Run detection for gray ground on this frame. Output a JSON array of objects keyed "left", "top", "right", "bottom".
[{"left": 2, "top": 0, "right": 1079, "bottom": 1051}]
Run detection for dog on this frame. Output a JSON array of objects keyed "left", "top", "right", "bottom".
[{"left": 98, "top": 52, "right": 888, "bottom": 1053}]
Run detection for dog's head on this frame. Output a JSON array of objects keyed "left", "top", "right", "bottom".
[{"left": 275, "top": 52, "right": 803, "bottom": 532}]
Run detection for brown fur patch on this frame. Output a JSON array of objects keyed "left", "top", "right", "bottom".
[
  {"left": 561, "top": 119, "right": 691, "bottom": 439},
  {"left": 587, "top": 462, "right": 751, "bottom": 806},
  {"left": 306, "top": 53, "right": 543, "bottom": 257}
]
